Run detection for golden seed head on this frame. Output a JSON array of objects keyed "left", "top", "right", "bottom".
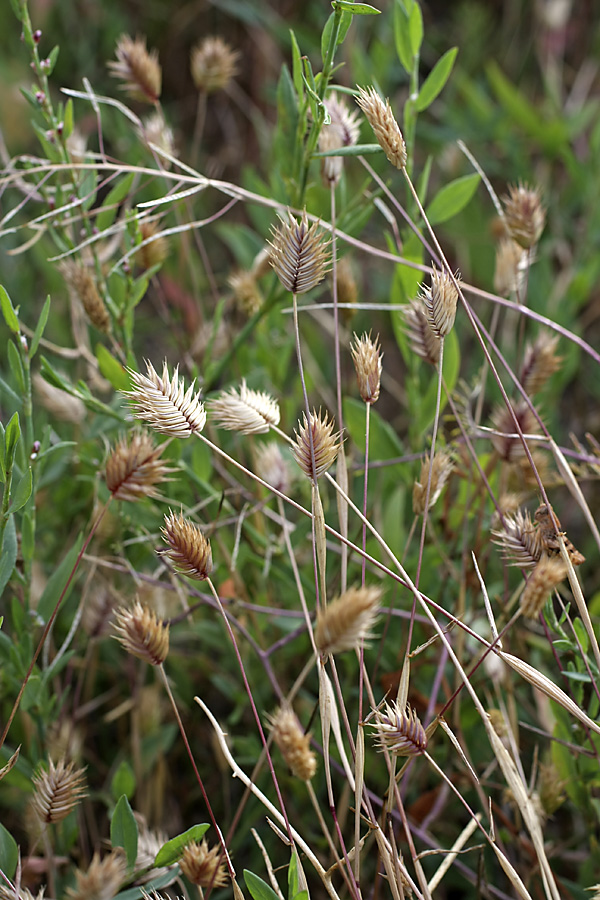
[
  {"left": 62, "top": 261, "right": 111, "bottom": 333},
  {"left": 67, "top": 849, "right": 128, "bottom": 900},
  {"left": 520, "top": 556, "right": 567, "bottom": 619},
  {"left": 502, "top": 182, "right": 546, "bottom": 249},
  {"left": 190, "top": 36, "right": 239, "bottom": 93},
  {"left": 108, "top": 34, "right": 162, "bottom": 104},
  {"left": 492, "top": 508, "right": 544, "bottom": 569},
  {"left": 372, "top": 702, "right": 427, "bottom": 757},
  {"left": 179, "top": 840, "right": 229, "bottom": 888},
  {"left": 355, "top": 86, "right": 407, "bottom": 170},
  {"left": 404, "top": 299, "right": 441, "bottom": 365},
  {"left": 210, "top": 380, "right": 280, "bottom": 435},
  {"left": 494, "top": 237, "right": 527, "bottom": 296},
  {"left": 138, "top": 111, "right": 176, "bottom": 162},
  {"left": 350, "top": 332, "right": 383, "bottom": 404},
  {"left": 135, "top": 221, "right": 169, "bottom": 271},
  {"left": 30, "top": 757, "right": 87, "bottom": 826},
  {"left": 269, "top": 210, "right": 331, "bottom": 295},
  {"left": 113, "top": 600, "right": 170, "bottom": 665},
  {"left": 160, "top": 510, "right": 213, "bottom": 580},
  {"left": 420, "top": 266, "right": 460, "bottom": 338},
  {"left": 254, "top": 441, "right": 292, "bottom": 494},
  {"left": 537, "top": 760, "right": 567, "bottom": 816},
  {"left": 412, "top": 450, "right": 454, "bottom": 515},
  {"left": 292, "top": 409, "right": 341, "bottom": 480},
  {"left": 105, "top": 430, "right": 173, "bottom": 502},
  {"left": 228, "top": 269, "right": 263, "bottom": 316},
  {"left": 123, "top": 359, "right": 206, "bottom": 438},
  {"left": 489, "top": 400, "right": 539, "bottom": 462},
  {"left": 315, "top": 585, "right": 382, "bottom": 655},
  {"left": 267, "top": 705, "right": 317, "bottom": 781},
  {"left": 335, "top": 256, "right": 358, "bottom": 321},
  {"left": 520, "top": 331, "right": 562, "bottom": 396}
]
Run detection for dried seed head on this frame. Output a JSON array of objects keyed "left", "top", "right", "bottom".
[
  {"left": 135, "top": 221, "right": 169, "bottom": 271},
  {"left": 134, "top": 814, "right": 174, "bottom": 885},
  {"left": 404, "top": 299, "right": 441, "bottom": 365},
  {"left": 537, "top": 761, "right": 566, "bottom": 816},
  {"left": 66, "top": 128, "right": 87, "bottom": 165},
  {"left": 494, "top": 237, "right": 527, "bottom": 296},
  {"left": 372, "top": 702, "right": 427, "bottom": 757},
  {"left": 160, "top": 510, "right": 213, "bottom": 580},
  {"left": 113, "top": 600, "right": 169, "bottom": 665},
  {"left": 318, "top": 123, "right": 344, "bottom": 187},
  {"left": 492, "top": 508, "right": 543, "bottom": 569},
  {"left": 124, "top": 359, "right": 206, "bottom": 438},
  {"left": 419, "top": 266, "right": 460, "bottom": 338},
  {"left": 350, "top": 332, "right": 383, "bottom": 404},
  {"left": 335, "top": 256, "right": 358, "bottom": 322},
  {"left": 520, "top": 556, "right": 567, "bottom": 619},
  {"left": 30, "top": 758, "right": 87, "bottom": 826},
  {"left": 267, "top": 705, "right": 317, "bottom": 781},
  {"left": 254, "top": 441, "right": 292, "bottom": 494},
  {"left": 269, "top": 210, "right": 331, "bottom": 294},
  {"left": 534, "top": 503, "right": 585, "bottom": 566},
  {"left": 105, "top": 430, "right": 172, "bottom": 502},
  {"left": 108, "top": 35, "right": 161, "bottom": 103},
  {"left": 210, "top": 380, "right": 280, "bottom": 435},
  {"left": 190, "top": 36, "right": 239, "bottom": 93},
  {"left": 520, "top": 331, "right": 562, "bottom": 396},
  {"left": 228, "top": 269, "right": 263, "bottom": 316},
  {"left": 412, "top": 450, "right": 454, "bottom": 515},
  {"left": 325, "top": 93, "right": 361, "bottom": 147},
  {"left": 292, "top": 409, "right": 341, "bottom": 480},
  {"left": 490, "top": 399, "right": 539, "bottom": 462},
  {"left": 0, "top": 888, "right": 46, "bottom": 900},
  {"left": 356, "top": 86, "right": 407, "bottom": 170},
  {"left": 138, "top": 111, "right": 176, "bottom": 161},
  {"left": 34, "top": 372, "right": 86, "bottom": 423},
  {"left": 62, "top": 261, "right": 111, "bottom": 333},
  {"left": 179, "top": 840, "right": 229, "bottom": 888},
  {"left": 502, "top": 182, "right": 546, "bottom": 249},
  {"left": 67, "top": 850, "right": 127, "bottom": 900},
  {"left": 315, "top": 585, "right": 382, "bottom": 655}
]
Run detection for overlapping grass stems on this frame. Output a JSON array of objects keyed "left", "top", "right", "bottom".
[{"left": 1, "top": 0, "right": 600, "bottom": 898}]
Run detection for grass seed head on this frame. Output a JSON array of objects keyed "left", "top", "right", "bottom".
[
  {"left": 372, "top": 702, "right": 428, "bottom": 757},
  {"left": 179, "top": 840, "right": 229, "bottom": 888},
  {"left": 420, "top": 266, "right": 460, "bottom": 338},
  {"left": 108, "top": 34, "right": 161, "bottom": 103},
  {"left": 124, "top": 360, "right": 206, "bottom": 438},
  {"left": 135, "top": 221, "right": 169, "bottom": 270},
  {"left": 254, "top": 441, "right": 292, "bottom": 494},
  {"left": 412, "top": 450, "right": 454, "bottom": 515},
  {"left": 351, "top": 331, "right": 383, "bottom": 404},
  {"left": 138, "top": 111, "right": 175, "bottom": 161},
  {"left": 62, "top": 261, "right": 111, "bottom": 333},
  {"left": 490, "top": 399, "right": 539, "bottom": 462},
  {"left": 30, "top": 758, "right": 87, "bottom": 826},
  {"left": 502, "top": 182, "right": 546, "bottom": 249},
  {"left": 267, "top": 705, "right": 317, "bottom": 781},
  {"left": 315, "top": 585, "right": 382, "bottom": 655},
  {"left": 105, "top": 430, "right": 173, "bottom": 502},
  {"left": 356, "top": 86, "right": 407, "bottom": 170},
  {"left": 160, "top": 510, "right": 213, "bottom": 580},
  {"left": 404, "top": 299, "right": 441, "bottom": 365},
  {"left": 113, "top": 600, "right": 170, "bottom": 665},
  {"left": 210, "top": 380, "right": 280, "bottom": 434},
  {"left": 228, "top": 269, "right": 263, "bottom": 316},
  {"left": 335, "top": 256, "right": 358, "bottom": 321},
  {"left": 494, "top": 237, "right": 527, "bottom": 296},
  {"left": 520, "top": 556, "right": 567, "bottom": 619},
  {"left": 190, "top": 36, "right": 239, "bottom": 93},
  {"left": 67, "top": 849, "right": 128, "bottom": 900},
  {"left": 492, "top": 508, "right": 543, "bottom": 569},
  {"left": 520, "top": 331, "right": 562, "bottom": 396},
  {"left": 269, "top": 210, "right": 331, "bottom": 294},
  {"left": 292, "top": 409, "right": 341, "bottom": 480}
]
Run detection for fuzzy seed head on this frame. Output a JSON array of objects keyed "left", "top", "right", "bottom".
[
  {"left": 139, "top": 112, "right": 176, "bottom": 161},
  {"left": 62, "top": 261, "right": 111, "bottom": 333},
  {"left": 520, "top": 556, "right": 567, "bottom": 619},
  {"left": 537, "top": 761, "right": 567, "bottom": 816},
  {"left": 315, "top": 585, "right": 382, "bottom": 655},
  {"left": 502, "top": 182, "right": 546, "bottom": 249},
  {"left": 492, "top": 508, "right": 544, "bottom": 569},
  {"left": 534, "top": 503, "right": 585, "bottom": 566},
  {"left": 269, "top": 210, "right": 331, "bottom": 294},
  {"left": 210, "top": 380, "right": 280, "bottom": 435},
  {"left": 490, "top": 399, "right": 539, "bottom": 462},
  {"left": 494, "top": 238, "right": 527, "bottom": 296},
  {"left": 372, "top": 702, "right": 427, "bottom": 757},
  {"left": 67, "top": 849, "right": 128, "bottom": 900},
  {"left": 135, "top": 221, "right": 169, "bottom": 271},
  {"left": 30, "top": 758, "right": 87, "bottom": 826},
  {"left": 108, "top": 35, "right": 161, "bottom": 103},
  {"left": 335, "top": 256, "right": 358, "bottom": 321},
  {"left": 356, "top": 86, "right": 407, "bottom": 170},
  {"left": 420, "top": 266, "right": 460, "bottom": 338},
  {"left": 190, "top": 36, "right": 239, "bottom": 93},
  {"left": 319, "top": 123, "right": 344, "bottom": 187},
  {"left": 0, "top": 888, "right": 46, "bottom": 900},
  {"left": 254, "top": 441, "right": 292, "bottom": 494},
  {"left": 412, "top": 450, "right": 454, "bottom": 515},
  {"left": 267, "top": 705, "right": 317, "bottom": 781},
  {"left": 113, "top": 601, "right": 169, "bottom": 665},
  {"left": 106, "top": 430, "right": 172, "bottom": 502},
  {"left": 520, "top": 331, "right": 562, "bottom": 396},
  {"left": 325, "top": 93, "right": 361, "bottom": 147},
  {"left": 179, "top": 840, "right": 229, "bottom": 888},
  {"left": 228, "top": 269, "right": 263, "bottom": 316},
  {"left": 404, "top": 299, "right": 441, "bottom": 365},
  {"left": 160, "top": 510, "right": 213, "bottom": 580},
  {"left": 292, "top": 409, "right": 341, "bottom": 480},
  {"left": 351, "top": 332, "right": 383, "bottom": 404},
  {"left": 124, "top": 359, "right": 206, "bottom": 438}
]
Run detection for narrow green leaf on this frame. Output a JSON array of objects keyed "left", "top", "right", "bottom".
[
  {"left": 289, "top": 30, "right": 304, "bottom": 101},
  {"left": 111, "top": 795, "right": 138, "bottom": 870},
  {"left": 334, "top": 0, "right": 380, "bottom": 12},
  {"left": 20, "top": 508, "right": 35, "bottom": 564},
  {"left": 154, "top": 824, "right": 210, "bottom": 867},
  {"left": 425, "top": 173, "right": 480, "bottom": 225},
  {"left": 0, "top": 286, "right": 20, "bottom": 334},
  {"left": 314, "top": 143, "right": 382, "bottom": 157},
  {"left": 46, "top": 45, "right": 60, "bottom": 76},
  {"left": 10, "top": 467, "right": 32, "bottom": 514},
  {"left": 0, "top": 823, "right": 18, "bottom": 881},
  {"left": 7, "top": 341, "right": 25, "bottom": 395},
  {"left": 63, "top": 98, "right": 74, "bottom": 140},
  {"left": 96, "top": 344, "right": 129, "bottom": 391},
  {"left": 408, "top": 1, "right": 423, "bottom": 59},
  {"left": 0, "top": 515, "right": 18, "bottom": 596},
  {"left": 415, "top": 47, "right": 458, "bottom": 112},
  {"left": 96, "top": 173, "right": 135, "bottom": 233},
  {"left": 29, "top": 295, "right": 51, "bottom": 359},
  {"left": 393, "top": 2, "right": 413, "bottom": 74},
  {"left": 321, "top": 12, "right": 336, "bottom": 65},
  {"left": 245, "top": 870, "right": 281, "bottom": 900},
  {"left": 288, "top": 850, "right": 300, "bottom": 899},
  {"left": 4, "top": 413, "right": 21, "bottom": 466},
  {"left": 37, "top": 534, "right": 84, "bottom": 623}
]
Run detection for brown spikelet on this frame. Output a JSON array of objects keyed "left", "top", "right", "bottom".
[
  {"left": 350, "top": 332, "right": 383, "bottom": 404},
  {"left": 160, "top": 510, "right": 213, "bottom": 580},
  {"left": 113, "top": 600, "right": 169, "bottom": 665},
  {"left": 420, "top": 266, "right": 460, "bottom": 338},
  {"left": 210, "top": 380, "right": 280, "bottom": 434},
  {"left": 267, "top": 705, "right": 317, "bottom": 781},
  {"left": 179, "top": 840, "right": 229, "bottom": 888},
  {"left": 315, "top": 585, "right": 382, "bottom": 655},
  {"left": 372, "top": 702, "right": 427, "bottom": 757},
  {"left": 108, "top": 34, "right": 161, "bottom": 103},
  {"left": 492, "top": 508, "right": 543, "bottom": 569},
  {"left": 62, "top": 261, "right": 111, "bottom": 333},
  {"left": 355, "top": 86, "right": 407, "bottom": 170},
  {"left": 494, "top": 237, "right": 526, "bottom": 296},
  {"left": 292, "top": 409, "right": 341, "bottom": 480},
  {"left": 502, "top": 182, "right": 545, "bottom": 249},
  {"left": 412, "top": 450, "right": 454, "bottom": 515},
  {"left": 335, "top": 256, "right": 358, "bottom": 322},
  {"left": 520, "top": 556, "right": 567, "bottom": 619},
  {"left": 269, "top": 210, "right": 331, "bottom": 294},
  {"left": 520, "top": 331, "right": 562, "bottom": 395},
  {"left": 489, "top": 399, "right": 539, "bottom": 462},
  {"left": 190, "top": 36, "right": 239, "bottom": 93},
  {"left": 30, "top": 758, "right": 87, "bottom": 825},
  {"left": 106, "top": 430, "right": 173, "bottom": 502},
  {"left": 404, "top": 299, "right": 441, "bottom": 365},
  {"left": 534, "top": 503, "right": 585, "bottom": 565},
  {"left": 67, "top": 849, "right": 128, "bottom": 900},
  {"left": 135, "top": 221, "right": 169, "bottom": 271},
  {"left": 228, "top": 269, "right": 263, "bottom": 316},
  {"left": 123, "top": 360, "right": 206, "bottom": 438}
]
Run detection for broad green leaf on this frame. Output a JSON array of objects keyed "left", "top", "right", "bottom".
[
  {"left": 29, "top": 295, "right": 51, "bottom": 359},
  {"left": 111, "top": 795, "right": 138, "bottom": 870},
  {"left": 154, "top": 824, "right": 210, "bottom": 867},
  {"left": 425, "top": 173, "right": 480, "bottom": 225},
  {"left": 408, "top": 1, "right": 423, "bottom": 58},
  {"left": 245, "top": 869, "right": 281, "bottom": 900},
  {"left": 0, "top": 515, "right": 18, "bottom": 596},
  {"left": 96, "top": 173, "right": 135, "bottom": 233},
  {"left": 4, "top": 412, "right": 21, "bottom": 466},
  {"left": 37, "top": 534, "right": 84, "bottom": 622},
  {"left": 333, "top": 1, "right": 380, "bottom": 13},
  {"left": 573, "top": 617, "right": 590, "bottom": 655},
  {"left": 96, "top": 344, "right": 129, "bottom": 391},
  {"left": 415, "top": 47, "right": 458, "bottom": 112},
  {"left": 10, "top": 467, "right": 32, "bottom": 513},
  {"left": 0, "top": 823, "right": 18, "bottom": 880},
  {"left": 111, "top": 760, "right": 136, "bottom": 801},
  {"left": 321, "top": 10, "right": 353, "bottom": 64},
  {"left": 343, "top": 397, "right": 403, "bottom": 459},
  {"left": 0, "top": 286, "right": 20, "bottom": 334}
]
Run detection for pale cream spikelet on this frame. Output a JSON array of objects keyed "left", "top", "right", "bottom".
[
  {"left": 135, "top": 221, "right": 169, "bottom": 271},
  {"left": 30, "top": 758, "right": 87, "bottom": 826},
  {"left": 62, "top": 261, "right": 111, "bottom": 333},
  {"left": 315, "top": 585, "right": 382, "bottom": 655},
  {"left": 356, "top": 86, "right": 407, "bottom": 170},
  {"left": 0, "top": 887, "right": 46, "bottom": 900},
  {"left": 269, "top": 210, "right": 331, "bottom": 294},
  {"left": 228, "top": 268, "right": 263, "bottom": 316},
  {"left": 124, "top": 359, "right": 206, "bottom": 438},
  {"left": 105, "top": 430, "right": 173, "bottom": 502},
  {"left": 404, "top": 298, "right": 441, "bottom": 365},
  {"left": 492, "top": 508, "right": 544, "bottom": 569},
  {"left": 113, "top": 600, "right": 170, "bottom": 666},
  {"left": 179, "top": 839, "right": 229, "bottom": 888},
  {"left": 520, "top": 556, "right": 567, "bottom": 619},
  {"left": 318, "top": 123, "right": 344, "bottom": 188},
  {"left": 292, "top": 409, "right": 341, "bottom": 480},
  {"left": 190, "top": 36, "right": 239, "bottom": 93},
  {"left": 254, "top": 441, "right": 292, "bottom": 494},
  {"left": 108, "top": 34, "right": 161, "bottom": 103},
  {"left": 420, "top": 266, "right": 460, "bottom": 338},
  {"left": 138, "top": 111, "right": 176, "bottom": 161},
  {"left": 67, "top": 850, "right": 128, "bottom": 900},
  {"left": 412, "top": 450, "right": 454, "bottom": 515},
  {"left": 160, "top": 510, "right": 213, "bottom": 580},
  {"left": 520, "top": 331, "right": 562, "bottom": 396},
  {"left": 350, "top": 332, "right": 383, "bottom": 404},
  {"left": 267, "top": 705, "right": 317, "bottom": 781},
  {"left": 494, "top": 237, "right": 527, "bottom": 297},
  {"left": 502, "top": 182, "right": 546, "bottom": 249},
  {"left": 210, "top": 380, "right": 280, "bottom": 434},
  {"left": 371, "top": 701, "right": 427, "bottom": 757},
  {"left": 325, "top": 93, "right": 361, "bottom": 147}
]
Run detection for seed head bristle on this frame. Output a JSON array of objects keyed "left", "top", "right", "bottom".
[
  {"left": 520, "top": 556, "right": 567, "bottom": 619},
  {"left": 108, "top": 34, "right": 161, "bottom": 103},
  {"left": 502, "top": 182, "right": 546, "bottom": 249},
  {"left": 520, "top": 331, "right": 562, "bottom": 396},
  {"left": 61, "top": 261, "right": 111, "bottom": 334},
  {"left": 292, "top": 409, "right": 341, "bottom": 480},
  {"left": 350, "top": 332, "right": 383, "bottom": 404},
  {"left": 254, "top": 441, "right": 292, "bottom": 494},
  {"left": 67, "top": 850, "right": 128, "bottom": 900},
  {"left": 372, "top": 702, "right": 427, "bottom": 757},
  {"left": 228, "top": 269, "right": 263, "bottom": 316},
  {"left": 412, "top": 450, "right": 454, "bottom": 515},
  {"left": 160, "top": 510, "right": 213, "bottom": 580},
  {"left": 355, "top": 86, "right": 407, "bottom": 170},
  {"left": 190, "top": 36, "right": 239, "bottom": 93},
  {"left": 404, "top": 299, "right": 441, "bottom": 365},
  {"left": 30, "top": 758, "right": 87, "bottom": 826},
  {"left": 123, "top": 359, "right": 206, "bottom": 438},
  {"left": 135, "top": 221, "right": 169, "bottom": 271},
  {"left": 210, "top": 380, "right": 280, "bottom": 435},
  {"left": 494, "top": 237, "right": 527, "bottom": 297},
  {"left": 105, "top": 430, "right": 173, "bottom": 502},
  {"left": 492, "top": 508, "right": 544, "bottom": 569},
  {"left": 490, "top": 400, "right": 539, "bottom": 462},
  {"left": 179, "top": 840, "right": 229, "bottom": 888},
  {"left": 267, "top": 705, "right": 317, "bottom": 781},
  {"left": 420, "top": 266, "right": 460, "bottom": 338},
  {"left": 113, "top": 600, "right": 170, "bottom": 666},
  {"left": 315, "top": 585, "right": 382, "bottom": 655},
  {"left": 269, "top": 210, "right": 331, "bottom": 294}
]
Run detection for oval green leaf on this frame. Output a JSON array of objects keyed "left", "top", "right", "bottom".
[
  {"left": 111, "top": 794, "right": 138, "bottom": 870},
  {"left": 0, "top": 286, "right": 20, "bottom": 334},
  {"left": 245, "top": 869, "right": 281, "bottom": 900},
  {"left": 0, "top": 823, "right": 18, "bottom": 880},
  {"left": 415, "top": 47, "right": 458, "bottom": 113},
  {"left": 154, "top": 824, "right": 210, "bottom": 867},
  {"left": 425, "top": 173, "right": 480, "bottom": 225}
]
